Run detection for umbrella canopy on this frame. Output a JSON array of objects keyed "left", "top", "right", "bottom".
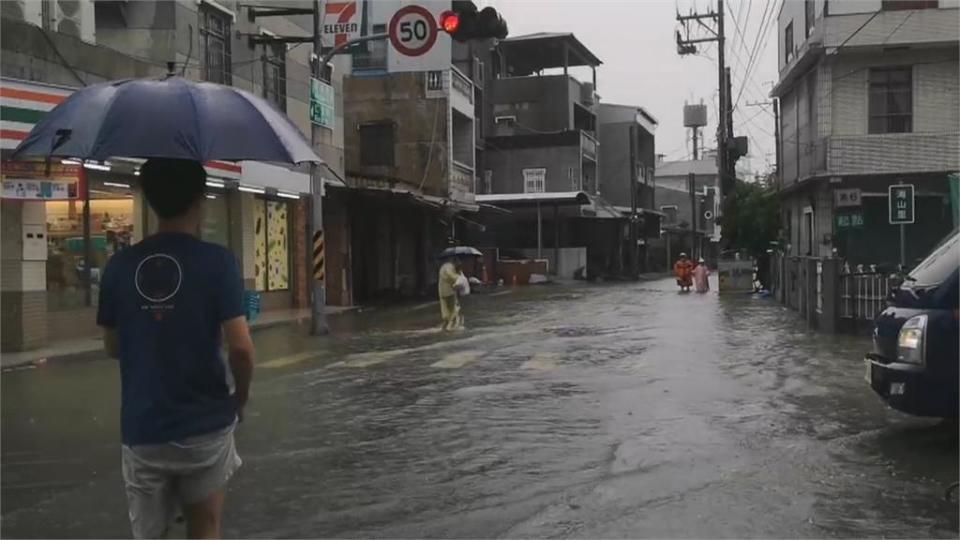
[
  {"left": 12, "top": 76, "right": 320, "bottom": 164},
  {"left": 438, "top": 246, "right": 483, "bottom": 258}
]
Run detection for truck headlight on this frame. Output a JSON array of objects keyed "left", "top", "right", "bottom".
[{"left": 897, "top": 315, "right": 927, "bottom": 365}]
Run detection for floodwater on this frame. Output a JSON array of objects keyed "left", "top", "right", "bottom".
[{"left": 2, "top": 278, "right": 957, "bottom": 538}]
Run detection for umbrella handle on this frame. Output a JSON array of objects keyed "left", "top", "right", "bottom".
[{"left": 44, "top": 129, "right": 72, "bottom": 176}]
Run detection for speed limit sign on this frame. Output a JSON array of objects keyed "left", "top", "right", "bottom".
[{"left": 389, "top": 5, "right": 438, "bottom": 57}]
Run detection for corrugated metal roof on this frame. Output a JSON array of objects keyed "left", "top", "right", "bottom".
[{"left": 475, "top": 191, "right": 591, "bottom": 205}]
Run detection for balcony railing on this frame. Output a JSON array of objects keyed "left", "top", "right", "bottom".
[
  {"left": 352, "top": 51, "right": 386, "bottom": 72},
  {"left": 787, "top": 132, "right": 960, "bottom": 184},
  {"left": 581, "top": 131, "right": 598, "bottom": 161},
  {"left": 451, "top": 67, "right": 473, "bottom": 104}
]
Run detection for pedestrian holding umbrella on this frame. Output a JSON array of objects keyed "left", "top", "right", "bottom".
[
  {"left": 13, "top": 72, "right": 322, "bottom": 539},
  {"left": 437, "top": 246, "right": 483, "bottom": 259},
  {"left": 436, "top": 246, "right": 483, "bottom": 330}
]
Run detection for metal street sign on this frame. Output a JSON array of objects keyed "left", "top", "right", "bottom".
[
  {"left": 387, "top": 1, "right": 451, "bottom": 73},
  {"left": 836, "top": 211, "right": 864, "bottom": 229},
  {"left": 888, "top": 184, "right": 915, "bottom": 224},
  {"left": 389, "top": 4, "right": 438, "bottom": 57},
  {"left": 834, "top": 188, "right": 861, "bottom": 208},
  {"left": 310, "top": 77, "right": 335, "bottom": 129}
]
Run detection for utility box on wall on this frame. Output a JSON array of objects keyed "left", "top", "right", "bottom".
[
  {"left": 718, "top": 256, "right": 754, "bottom": 292},
  {"left": 22, "top": 224, "right": 47, "bottom": 261}
]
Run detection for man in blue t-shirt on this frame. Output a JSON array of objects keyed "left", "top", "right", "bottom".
[{"left": 98, "top": 158, "right": 255, "bottom": 539}]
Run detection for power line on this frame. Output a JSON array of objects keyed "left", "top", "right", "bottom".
[{"left": 734, "top": 0, "right": 780, "bottom": 110}]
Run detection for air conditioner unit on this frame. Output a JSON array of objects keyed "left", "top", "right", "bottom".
[
  {"left": 581, "top": 82, "right": 595, "bottom": 105},
  {"left": 51, "top": 0, "right": 95, "bottom": 43}
]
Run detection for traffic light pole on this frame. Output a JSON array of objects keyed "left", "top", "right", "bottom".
[
  {"left": 676, "top": 0, "right": 728, "bottom": 240},
  {"left": 308, "top": 3, "right": 328, "bottom": 335},
  {"left": 629, "top": 123, "right": 639, "bottom": 278}
]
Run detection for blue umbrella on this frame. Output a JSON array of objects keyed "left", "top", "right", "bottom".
[{"left": 12, "top": 76, "right": 320, "bottom": 164}]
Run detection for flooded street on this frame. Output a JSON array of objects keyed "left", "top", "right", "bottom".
[{"left": 2, "top": 278, "right": 957, "bottom": 538}]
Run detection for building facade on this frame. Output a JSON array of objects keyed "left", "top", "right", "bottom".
[
  {"left": 597, "top": 103, "right": 661, "bottom": 270},
  {"left": 773, "top": 0, "right": 959, "bottom": 265},
  {"left": 653, "top": 158, "right": 720, "bottom": 266},
  {"left": 1, "top": 0, "right": 349, "bottom": 352},
  {"left": 474, "top": 33, "right": 645, "bottom": 279},
  {"left": 340, "top": 0, "right": 484, "bottom": 302}
]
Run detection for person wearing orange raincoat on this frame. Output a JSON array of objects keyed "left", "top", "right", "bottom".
[{"left": 674, "top": 252, "right": 694, "bottom": 292}]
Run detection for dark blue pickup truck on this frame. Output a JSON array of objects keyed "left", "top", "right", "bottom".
[{"left": 865, "top": 231, "right": 959, "bottom": 418}]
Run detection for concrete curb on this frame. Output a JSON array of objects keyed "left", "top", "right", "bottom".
[{"left": 0, "top": 306, "right": 360, "bottom": 371}]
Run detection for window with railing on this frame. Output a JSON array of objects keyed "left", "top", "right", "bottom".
[
  {"left": 262, "top": 41, "right": 286, "bottom": 111},
  {"left": 452, "top": 68, "right": 473, "bottom": 103},
  {"left": 868, "top": 67, "right": 912, "bottom": 134},
  {"left": 353, "top": 24, "right": 387, "bottom": 71},
  {"left": 200, "top": 4, "right": 231, "bottom": 84},
  {"left": 660, "top": 205, "right": 679, "bottom": 225},
  {"left": 784, "top": 22, "right": 794, "bottom": 64}
]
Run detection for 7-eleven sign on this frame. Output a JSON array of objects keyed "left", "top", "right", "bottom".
[{"left": 322, "top": 1, "right": 363, "bottom": 48}]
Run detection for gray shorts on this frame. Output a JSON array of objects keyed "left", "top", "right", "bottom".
[{"left": 121, "top": 423, "right": 241, "bottom": 539}]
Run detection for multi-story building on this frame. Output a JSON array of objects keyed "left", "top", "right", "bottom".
[
  {"left": 0, "top": 0, "right": 349, "bottom": 352},
  {"left": 773, "top": 0, "right": 959, "bottom": 265},
  {"left": 653, "top": 158, "right": 720, "bottom": 265},
  {"left": 597, "top": 103, "right": 661, "bottom": 270},
  {"left": 341, "top": 0, "right": 485, "bottom": 301},
  {"left": 475, "top": 33, "right": 635, "bottom": 279}
]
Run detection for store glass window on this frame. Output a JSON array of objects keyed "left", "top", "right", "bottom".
[
  {"left": 45, "top": 183, "right": 136, "bottom": 311},
  {"left": 253, "top": 198, "right": 290, "bottom": 291},
  {"left": 201, "top": 192, "right": 230, "bottom": 247}
]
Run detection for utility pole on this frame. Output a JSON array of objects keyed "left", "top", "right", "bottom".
[
  {"left": 773, "top": 99, "right": 780, "bottom": 187},
  {"left": 629, "top": 123, "right": 639, "bottom": 278},
  {"left": 692, "top": 127, "right": 699, "bottom": 160},
  {"left": 308, "top": 2, "right": 328, "bottom": 335},
  {"left": 747, "top": 99, "right": 781, "bottom": 186},
  {"left": 246, "top": 1, "right": 332, "bottom": 335},
  {"left": 688, "top": 172, "right": 698, "bottom": 259},
  {"left": 676, "top": 0, "right": 727, "bottom": 227}
]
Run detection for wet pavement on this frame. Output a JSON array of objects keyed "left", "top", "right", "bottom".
[{"left": 2, "top": 278, "right": 957, "bottom": 538}]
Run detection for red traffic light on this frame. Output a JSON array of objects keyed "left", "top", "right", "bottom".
[{"left": 439, "top": 11, "right": 460, "bottom": 34}]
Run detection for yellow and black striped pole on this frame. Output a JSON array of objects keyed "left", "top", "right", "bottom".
[{"left": 313, "top": 230, "right": 325, "bottom": 282}]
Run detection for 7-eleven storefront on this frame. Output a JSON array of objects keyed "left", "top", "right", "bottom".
[{"left": 1, "top": 77, "right": 322, "bottom": 352}]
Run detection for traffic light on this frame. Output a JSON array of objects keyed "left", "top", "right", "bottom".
[{"left": 440, "top": 4, "right": 508, "bottom": 41}]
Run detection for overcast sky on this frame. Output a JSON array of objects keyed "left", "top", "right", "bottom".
[{"left": 486, "top": 0, "right": 780, "bottom": 177}]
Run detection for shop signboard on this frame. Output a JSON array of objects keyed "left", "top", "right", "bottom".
[
  {"left": 834, "top": 188, "right": 861, "bottom": 208},
  {"left": 836, "top": 211, "right": 864, "bottom": 229},
  {"left": 1, "top": 161, "right": 80, "bottom": 200}
]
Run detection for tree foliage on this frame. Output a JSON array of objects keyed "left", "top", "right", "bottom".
[{"left": 723, "top": 180, "right": 780, "bottom": 257}]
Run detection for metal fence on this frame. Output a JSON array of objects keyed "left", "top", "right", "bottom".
[{"left": 839, "top": 272, "right": 892, "bottom": 321}]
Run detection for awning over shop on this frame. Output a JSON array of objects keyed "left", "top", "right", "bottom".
[
  {"left": 475, "top": 191, "right": 591, "bottom": 207},
  {"left": 240, "top": 161, "right": 345, "bottom": 194},
  {"left": 612, "top": 206, "right": 668, "bottom": 218}
]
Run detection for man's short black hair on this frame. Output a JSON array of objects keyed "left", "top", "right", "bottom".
[{"left": 140, "top": 158, "right": 206, "bottom": 219}]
